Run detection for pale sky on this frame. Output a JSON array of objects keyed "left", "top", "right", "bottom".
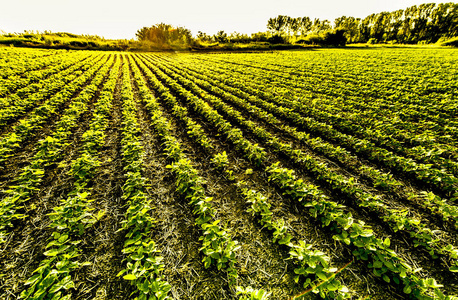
[{"left": 0, "top": 0, "right": 454, "bottom": 39}]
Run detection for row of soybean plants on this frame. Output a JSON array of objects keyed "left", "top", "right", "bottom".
[
  {"left": 137, "top": 53, "right": 455, "bottom": 299},
  {"left": 0, "top": 54, "right": 114, "bottom": 245},
  {"left": 167, "top": 54, "right": 458, "bottom": 199},
  {"left": 20, "top": 54, "right": 121, "bottom": 300},
  {"left": 133, "top": 53, "right": 353, "bottom": 299},
  {"left": 129, "top": 54, "right": 270, "bottom": 299},
  {"left": 149, "top": 54, "right": 458, "bottom": 274},
  {"left": 0, "top": 50, "right": 84, "bottom": 99},
  {"left": 112, "top": 57, "right": 171, "bottom": 300},
  {"left": 0, "top": 54, "right": 106, "bottom": 166},
  {"left": 0, "top": 52, "right": 98, "bottom": 128},
  {"left": 186, "top": 53, "right": 458, "bottom": 169},
  {"left": 150, "top": 54, "right": 458, "bottom": 230},
  {"left": 0, "top": 48, "right": 62, "bottom": 79}
]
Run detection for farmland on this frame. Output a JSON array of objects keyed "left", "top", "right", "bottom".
[{"left": 0, "top": 46, "right": 457, "bottom": 299}]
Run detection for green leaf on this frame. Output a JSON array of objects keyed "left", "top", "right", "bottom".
[
  {"left": 24, "top": 274, "right": 41, "bottom": 286},
  {"left": 403, "top": 285, "right": 412, "bottom": 294},
  {"left": 63, "top": 279, "right": 75, "bottom": 290},
  {"left": 317, "top": 272, "right": 327, "bottom": 281},
  {"left": 449, "top": 266, "right": 458, "bottom": 272},
  {"left": 373, "top": 268, "right": 381, "bottom": 277},
  {"left": 131, "top": 254, "right": 144, "bottom": 261},
  {"left": 426, "top": 278, "right": 443, "bottom": 288},
  {"left": 384, "top": 261, "right": 394, "bottom": 270},
  {"left": 49, "top": 280, "right": 64, "bottom": 294},
  {"left": 58, "top": 234, "right": 69, "bottom": 243},
  {"left": 278, "top": 235, "right": 292, "bottom": 245},
  {"left": 44, "top": 248, "right": 60, "bottom": 257},
  {"left": 383, "top": 275, "right": 390, "bottom": 283},
  {"left": 38, "top": 274, "right": 57, "bottom": 289},
  {"left": 384, "top": 237, "right": 390, "bottom": 247},
  {"left": 20, "top": 287, "right": 35, "bottom": 299},
  {"left": 123, "top": 274, "right": 137, "bottom": 280},
  {"left": 56, "top": 260, "right": 69, "bottom": 270},
  {"left": 203, "top": 256, "right": 211, "bottom": 268},
  {"left": 50, "top": 291, "right": 62, "bottom": 300}
]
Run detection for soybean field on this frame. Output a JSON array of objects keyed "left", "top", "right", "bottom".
[{"left": 0, "top": 47, "right": 457, "bottom": 300}]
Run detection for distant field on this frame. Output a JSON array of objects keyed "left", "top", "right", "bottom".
[{"left": 0, "top": 47, "right": 457, "bottom": 299}]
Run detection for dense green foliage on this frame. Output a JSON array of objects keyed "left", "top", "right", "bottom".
[
  {"left": 268, "top": 2, "right": 458, "bottom": 44},
  {"left": 135, "top": 23, "right": 193, "bottom": 48},
  {"left": 0, "top": 31, "right": 131, "bottom": 50}
]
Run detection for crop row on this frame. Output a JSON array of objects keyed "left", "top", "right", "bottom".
[
  {"left": 179, "top": 54, "right": 458, "bottom": 163},
  {"left": 179, "top": 54, "right": 458, "bottom": 197},
  {"left": 115, "top": 57, "right": 172, "bottom": 300},
  {"left": 241, "top": 187, "right": 351, "bottom": 299},
  {"left": 2, "top": 49, "right": 456, "bottom": 299},
  {"left": 20, "top": 54, "right": 120, "bottom": 300}
]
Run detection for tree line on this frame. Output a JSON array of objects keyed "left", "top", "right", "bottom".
[
  {"left": 4, "top": 2, "right": 454, "bottom": 50},
  {"left": 133, "top": 2, "right": 457, "bottom": 48},
  {"left": 267, "top": 2, "right": 458, "bottom": 44}
]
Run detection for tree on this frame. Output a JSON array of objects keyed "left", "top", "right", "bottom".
[
  {"left": 299, "top": 17, "right": 312, "bottom": 36},
  {"left": 311, "top": 18, "right": 331, "bottom": 34},
  {"left": 197, "top": 31, "right": 212, "bottom": 42},
  {"left": 370, "top": 12, "right": 390, "bottom": 42},
  {"left": 214, "top": 30, "right": 228, "bottom": 43},
  {"left": 323, "top": 29, "right": 347, "bottom": 46},
  {"left": 229, "top": 32, "right": 251, "bottom": 43},
  {"left": 289, "top": 17, "right": 301, "bottom": 37},
  {"left": 267, "top": 15, "right": 288, "bottom": 35},
  {"left": 334, "top": 16, "right": 360, "bottom": 42},
  {"left": 251, "top": 32, "right": 269, "bottom": 42},
  {"left": 411, "top": 3, "right": 437, "bottom": 42},
  {"left": 358, "top": 15, "right": 373, "bottom": 42},
  {"left": 386, "top": 9, "right": 404, "bottom": 42},
  {"left": 136, "top": 23, "right": 193, "bottom": 48}
]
